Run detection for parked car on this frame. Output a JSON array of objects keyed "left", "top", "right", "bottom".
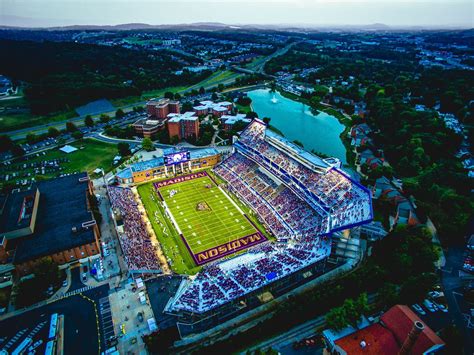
[
  {"left": 412, "top": 304, "right": 426, "bottom": 315},
  {"left": 62, "top": 279, "right": 68, "bottom": 287},
  {"left": 436, "top": 303, "right": 448, "bottom": 313},
  {"left": 423, "top": 299, "right": 436, "bottom": 312}
]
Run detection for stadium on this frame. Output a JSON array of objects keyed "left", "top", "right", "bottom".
[{"left": 109, "top": 118, "right": 373, "bottom": 336}]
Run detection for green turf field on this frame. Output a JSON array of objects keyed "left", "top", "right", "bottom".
[
  {"left": 157, "top": 175, "right": 257, "bottom": 254},
  {"left": 137, "top": 172, "right": 270, "bottom": 275}
]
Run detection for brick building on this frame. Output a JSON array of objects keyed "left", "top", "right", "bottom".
[
  {"left": 0, "top": 173, "right": 101, "bottom": 275},
  {"left": 146, "top": 98, "right": 180, "bottom": 119},
  {"left": 167, "top": 112, "right": 200, "bottom": 141}
]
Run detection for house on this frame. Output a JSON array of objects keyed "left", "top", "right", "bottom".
[
  {"left": 365, "top": 156, "right": 384, "bottom": 170},
  {"left": 372, "top": 176, "right": 393, "bottom": 199},
  {"left": 394, "top": 200, "right": 420, "bottom": 227},
  {"left": 323, "top": 305, "right": 445, "bottom": 355}
]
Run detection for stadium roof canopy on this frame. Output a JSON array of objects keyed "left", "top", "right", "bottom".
[
  {"left": 10, "top": 173, "right": 96, "bottom": 263},
  {"left": 265, "top": 129, "right": 329, "bottom": 170}
]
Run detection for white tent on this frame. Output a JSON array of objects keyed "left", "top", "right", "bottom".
[{"left": 59, "top": 145, "right": 78, "bottom": 154}]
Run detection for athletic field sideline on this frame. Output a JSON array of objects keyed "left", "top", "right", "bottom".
[{"left": 156, "top": 174, "right": 257, "bottom": 255}]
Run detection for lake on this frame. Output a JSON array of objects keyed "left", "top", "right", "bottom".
[{"left": 247, "top": 89, "right": 347, "bottom": 164}]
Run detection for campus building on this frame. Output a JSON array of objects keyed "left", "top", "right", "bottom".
[
  {"left": 0, "top": 173, "right": 101, "bottom": 275},
  {"left": 220, "top": 114, "right": 251, "bottom": 131},
  {"left": 115, "top": 148, "right": 222, "bottom": 184},
  {"left": 146, "top": 98, "right": 180, "bottom": 119},
  {"left": 132, "top": 118, "right": 166, "bottom": 138},
  {"left": 192, "top": 100, "right": 233, "bottom": 117},
  {"left": 167, "top": 112, "right": 200, "bottom": 141}
]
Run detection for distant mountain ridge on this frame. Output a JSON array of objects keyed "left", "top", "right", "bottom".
[{"left": 0, "top": 18, "right": 471, "bottom": 32}]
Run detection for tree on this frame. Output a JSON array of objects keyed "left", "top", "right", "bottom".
[
  {"left": 199, "top": 86, "right": 205, "bottom": 95},
  {"left": 170, "top": 135, "right": 180, "bottom": 145},
  {"left": 100, "top": 114, "right": 110, "bottom": 124},
  {"left": 0, "top": 135, "right": 14, "bottom": 153},
  {"left": 377, "top": 283, "right": 398, "bottom": 309},
  {"left": 174, "top": 93, "right": 182, "bottom": 100},
  {"left": 400, "top": 273, "right": 437, "bottom": 304},
  {"left": 164, "top": 91, "right": 174, "bottom": 99},
  {"left": 72, "top": 131, "right": 84, "bottom": 140},
  {"left": 217, "top": 83, "right": 225, "bottom": 92},
  {"left": 115, "top": 108, "right": 125, "bottom": 119},
  {"left": 117, "top": 142, "right": 130, "bottom": 156},
  {"left": 181, "top": 102, "right": 193, "bottom": 113},
  {"left": 26, "top": 133, "right": 37, "bottom": 145},
  {"left": 66, "top": 121, "right": 77, "bottom": 132},
  {"left": 211, "top": 92, "right": 218, "bottom": 101},
  {"left": 246, "top": 111, "right": 258, "bottom": 119},
  {"left": 48, "top": 127, "right": 60, "bottom": 138},
  {"left": 326, "top": 306, "right": 347, "bottom": 331},
  {"left": 84, "top": 115, "right": 94, "bottom": 127},
  {"left": 142, "top": 137, "right": 154, "bottom": 151},
  {"left": 325, "top": 293, "right": 369, "bottom": 330},
  {"left": 34, "top": 258, "right": 60, "bottom": 286},
  {"left": 262, "top": 117, "right": 271, "bottom": 124},
  {"left": 11, "top": 144, "right": 25, "bottom": 157},
  {"left": 237, "top": 96, "right": 252, "bottom": 106}
]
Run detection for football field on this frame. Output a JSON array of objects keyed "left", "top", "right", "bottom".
[{"left": 154, "top": 172, "right": 266, "bottom": 265}]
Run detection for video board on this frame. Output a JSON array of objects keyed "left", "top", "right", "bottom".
[{"left": 164, "top": 151, "right": 191, "bottom": 166}]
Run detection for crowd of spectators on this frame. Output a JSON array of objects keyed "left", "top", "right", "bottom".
[
  {"left": 108, "top": 187, "right": 160, "bottom": 271},
  {"left": 236, "top": 120, "right": 372, "bottom": 230},
  {"left": 171, "top": 236, "right": 331, "bottom": 313},
  {"left": 215, "top": 153, "right": 327, "bottom": 240}
]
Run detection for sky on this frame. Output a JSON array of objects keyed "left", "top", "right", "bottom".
[{"left": 0, "top": 0, "right": 473, "bottom": 28}]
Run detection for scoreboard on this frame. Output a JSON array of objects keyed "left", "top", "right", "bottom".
[{"left": 164, "top": 151, "right": 191, "bottom": 166}]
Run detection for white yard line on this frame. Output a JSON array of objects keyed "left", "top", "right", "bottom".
[
  {"left": 218, "top": 185, "right": 246, "bottom": 215},
  {"left": 162, "top": 200, "right": 183, "bottom": 235}
]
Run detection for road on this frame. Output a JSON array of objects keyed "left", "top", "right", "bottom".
[
  {"left": 233, "top": 40, "right": 301, "bottom": 76},
  {"left": 440, "top": 244, "right": 474, "bottom": 354},
  {"left": 243, "top": 315, "right": 325, "bottom": 355}
]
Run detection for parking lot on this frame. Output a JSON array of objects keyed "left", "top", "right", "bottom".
[{"left": 0, "top": 285, "right": 109, "bottom": 354}]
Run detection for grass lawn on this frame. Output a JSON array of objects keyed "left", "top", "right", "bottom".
[
  {"left": 236, "top": 103, "right": 252, "bottom": 114},
  {"left": 141, "top": 86, "right": 188, "bottom": 100},
  {"left": 110, "top": 86, "right": 188, "bottom": 108},
  {"left": 0, "top": 109, "right": 76, "bottom": 133},
  {"left": 0, "top": 139, "right": 119, "bottom": 188}
]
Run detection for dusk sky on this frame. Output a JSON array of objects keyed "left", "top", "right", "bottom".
[{"left": 0, "top": 0, "right": 472, "bottom": 28}]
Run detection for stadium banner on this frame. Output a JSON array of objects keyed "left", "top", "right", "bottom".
[
  {"left": 153, "top": 171, "right": 208, "bottom": 190},
  {"left": 189, "top": 232, "right": 268, "bottom": 266}
]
